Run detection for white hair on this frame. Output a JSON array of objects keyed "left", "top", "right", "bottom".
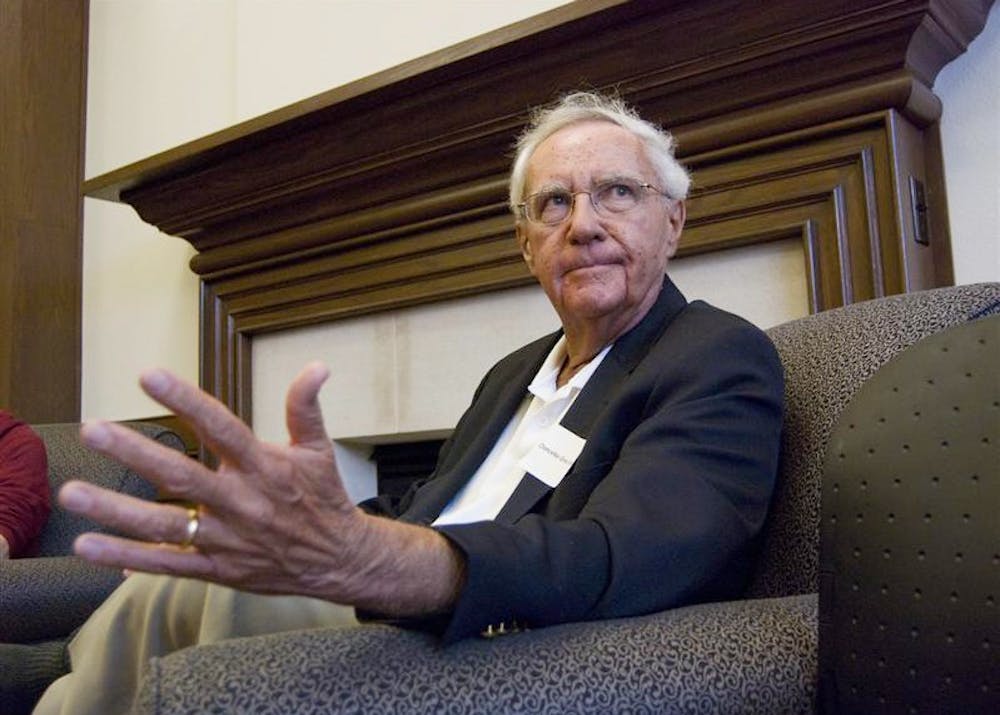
[{"left": 508, "top": 91, "right": 691, "bottom": 213}]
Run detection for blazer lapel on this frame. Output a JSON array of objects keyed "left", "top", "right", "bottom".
[{"left": 562, "top": 276, "right": 687, "bottom": 435}]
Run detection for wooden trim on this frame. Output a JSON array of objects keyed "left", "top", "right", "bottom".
[
  {"left": 79, "top": 0, "right": 991, "bottom": 421},
  {"left": 0, "top": 0, "right": 88, "bottom": 422},
  {"left": 919, "top": 122, "right": 955, "bottom": 285}
]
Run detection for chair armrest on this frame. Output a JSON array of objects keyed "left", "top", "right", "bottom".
[
  {"left": 137, "top": 594, "right": 817, "bottom": 715},
  {"left": 0, "top": 556, "right": 123, "bottom": 643}
]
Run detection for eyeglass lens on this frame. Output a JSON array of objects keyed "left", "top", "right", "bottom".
[{"left": 525, "top": 179, "right": 651, "bottom": 224}]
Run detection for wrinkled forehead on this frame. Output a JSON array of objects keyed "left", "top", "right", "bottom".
[{"left": 525, "top": 120, "right": 653, "bottom": 191}]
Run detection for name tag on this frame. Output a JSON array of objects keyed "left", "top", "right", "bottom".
[{"left": 518, "top": 423, "right": 586, "bottom": 488}]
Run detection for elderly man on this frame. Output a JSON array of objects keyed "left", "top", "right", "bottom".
[{"left": 33, "top": 91, "right": 783, "bottom": 713}]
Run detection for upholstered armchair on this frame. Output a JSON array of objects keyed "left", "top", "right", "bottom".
[
  {"left": 0, "top": 422, "right": 185, "bottom": 644},
  {"left": 123, "top": 283, "right": 998, "bottom": 714}
]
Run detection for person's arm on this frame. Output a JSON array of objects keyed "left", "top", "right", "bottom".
[
  {"left": 0, "top": 415, "right": 50, "bottom": 558},
  {"left": 60, "top": 363, "right": 465, "bottom": 618}
]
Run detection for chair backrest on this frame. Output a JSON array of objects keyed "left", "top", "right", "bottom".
[
  {"left": 30, "top": 421, "right": 185, "bottom": 555},
  {"left": 818, "top": 313, "right": 999, "bottom": 713},
  {"left": 749, "top": 283, "right": 1000, "bottom": 599}
]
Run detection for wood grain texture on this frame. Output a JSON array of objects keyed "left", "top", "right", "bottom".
[{"left": 0, "top": 0, "right": 88, "bottom": 422}]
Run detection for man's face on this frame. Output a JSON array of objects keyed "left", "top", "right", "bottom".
[{"left": 516, "top": 121, "right": 685, "bottom": 333}]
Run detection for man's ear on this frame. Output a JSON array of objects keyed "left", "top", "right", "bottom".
[
  {"left": 664, "top": 199, "right": 686, "bottom": 258},
  {"left": 516, "top": 222, "right": 536, "bottom": 274}
]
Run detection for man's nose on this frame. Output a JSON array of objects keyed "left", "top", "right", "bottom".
[{"left": 565, "top": 192, "right": 603, "bottom": 244}]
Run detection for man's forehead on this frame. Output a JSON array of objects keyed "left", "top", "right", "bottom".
[{"left": 526, "top": 121, "right": 650, "bottom": 184}]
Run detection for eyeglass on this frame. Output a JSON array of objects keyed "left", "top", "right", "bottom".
[{"left": 518, "top": 178, "right": 669, "bottom": 225}]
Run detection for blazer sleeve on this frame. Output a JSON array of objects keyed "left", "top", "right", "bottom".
[{"left": 435, "top": 309, "right": 784, "bottom": 642}]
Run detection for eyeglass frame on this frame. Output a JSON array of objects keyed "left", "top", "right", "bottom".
[{"left": 516, "top": 177, "right": 674, "bottom": 226}]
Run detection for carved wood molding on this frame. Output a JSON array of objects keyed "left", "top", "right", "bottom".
[
  {"left": 686, "top": 112, "right": 930, "bottom": 308},
  {"left": 81, "top": 0, "right": 991, "bottom": 421}
]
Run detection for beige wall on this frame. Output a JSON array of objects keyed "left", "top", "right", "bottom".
[
  {"left": 83, "top": 0, "right": 1000, "bottom": 429},
  {"left": 933, "top": 1, "right": 1000, "bottom": 286}
]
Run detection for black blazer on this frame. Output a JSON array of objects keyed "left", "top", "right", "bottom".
[{"left": 367, "top": 277, "right": 784, "bottom": 642}]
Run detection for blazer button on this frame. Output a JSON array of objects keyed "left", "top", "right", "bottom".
[
  {"left": 481, "top": 622, "right": 506, "bottom": 638},
  {"left": 481, "top": 619, "right": 528, "bottom": 638}
]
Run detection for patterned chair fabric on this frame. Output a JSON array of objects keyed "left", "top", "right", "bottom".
[
  {"left": 0, "top": 422, "right": 184, "bottom": 644},
  {"left": 138, "top": 595, "right": 819, "bottom": 715},
  {"left": 122, "top": 285, "right": 1000, "bottom": 713}
]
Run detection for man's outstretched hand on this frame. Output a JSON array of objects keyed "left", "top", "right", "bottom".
[{"left": 61, "top": 363, "right": 464, "bottom": 617}]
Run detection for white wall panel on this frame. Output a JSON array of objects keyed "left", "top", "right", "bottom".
[
  {"left": 669, "top": 239, "right": 809, "bottom": 329},
  {"left": 83, "top": 0, "right": 237, "bottom": 419},
  {"left": 934, "top": 2, "right": 1000, "bottom": 285},
  {"left": 252, "top": 284, "right": 557, "bottom": 442}
]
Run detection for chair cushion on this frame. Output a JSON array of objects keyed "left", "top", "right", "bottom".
[{"left": 0, "top": 556, "right": 124, "bottom": 643}]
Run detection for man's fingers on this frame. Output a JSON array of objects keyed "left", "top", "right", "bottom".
[
  {"left": 138, "top": 368, "right": 260, "bottom": 471},
  {"left": 285, "top": 361, "right": 333, "bottom": 449},
  {"left": 61, "top": 481, "right": 201, "bottom": 546},
  {"left": 79, "top": 421, "right": 234, "bottom": 508},
  {"left": 73, "top": 532, "right": 214, "bottom": 577}
]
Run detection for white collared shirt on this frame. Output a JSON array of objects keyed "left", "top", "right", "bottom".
[{"left": 433, "top": 337, "right": 612, "bottom": 526}]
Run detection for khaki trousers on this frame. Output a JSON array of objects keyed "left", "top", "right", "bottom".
[{"left": 33, "top": 573, "right": 358, "bottom": 715}]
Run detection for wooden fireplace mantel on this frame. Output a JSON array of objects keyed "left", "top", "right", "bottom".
[{"left": 82, "top": 0, "right": 992, "bottom": 421}]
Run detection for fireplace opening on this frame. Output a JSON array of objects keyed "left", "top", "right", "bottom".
[{"left": 370, "top": 439, "right": 446, "bottom": 501}]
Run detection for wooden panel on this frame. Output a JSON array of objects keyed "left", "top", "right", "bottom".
[
  {"left": 685, "top": 113, "right": 936, "bottom": 309},
  {"left": 78, "top": 0, "right": 991, "bottom": 422},
  {"left": 0, "top": 0, "right": 88, "bottom": 422},
  {"left": 203, "top": 111, "right": 937, "bottom": 424}
]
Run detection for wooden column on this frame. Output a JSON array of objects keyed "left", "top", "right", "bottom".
[{"left": 0, "top": 0, "right": 88, "bottom": 422}]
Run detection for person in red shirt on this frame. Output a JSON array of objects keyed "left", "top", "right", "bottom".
[{"left": 0, "top": 410, "right": 50, "bottom": 558}]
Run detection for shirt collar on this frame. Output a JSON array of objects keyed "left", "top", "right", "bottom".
[{"left": 528, "top": 335, "right": 613, "bottom": 402}]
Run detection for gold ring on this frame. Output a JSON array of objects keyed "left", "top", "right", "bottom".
[{"left": 180, "top": 506, "right": 200, "bottom": 548}]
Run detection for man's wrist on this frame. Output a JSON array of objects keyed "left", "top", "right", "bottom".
[
  {"left": 342, "top": 515, "right": 465, "bottom": 618},
  {"left": 0, "top": 534, "right": 10, "bottom": 559}
]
